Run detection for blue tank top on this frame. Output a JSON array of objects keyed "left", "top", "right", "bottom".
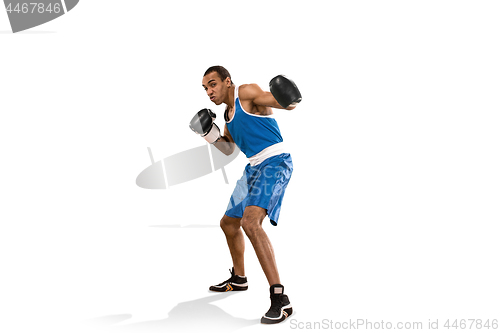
[{"left": 226, "top": 86, "right": 283, "bottom": 158}]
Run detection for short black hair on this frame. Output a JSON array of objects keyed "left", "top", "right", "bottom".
[{"left": 204, "top": 65, "right": 233, "bottom": 85}]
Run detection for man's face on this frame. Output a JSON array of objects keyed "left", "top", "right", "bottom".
[{"left": 202, "top": 72, "right": 230, "bottom": 105}]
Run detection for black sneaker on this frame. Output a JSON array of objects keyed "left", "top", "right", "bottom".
[
  {"left": 209, "top": 267, "right": 248, "bottom": 292},
  {"left": 261, "top": 284, "right": 293, "bottom": 324}
]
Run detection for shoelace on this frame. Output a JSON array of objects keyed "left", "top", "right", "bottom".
[
  {"left": 220, "top": 268, "right": 235, "bottom": 285},
  {"left": 267, "top": 294, "right": 283, "bottom": 315}
]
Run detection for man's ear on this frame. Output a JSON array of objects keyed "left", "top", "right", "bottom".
[{"left": 225, "top": 77, "right": 232, "bottom": 88}]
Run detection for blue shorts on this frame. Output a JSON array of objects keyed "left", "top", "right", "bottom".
[{"left": 225, "top": 153, "right": 293, "bottom": 226}]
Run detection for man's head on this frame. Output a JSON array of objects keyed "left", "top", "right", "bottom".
[{"left": 202, "top": 65, "right": 234, "bottom": 105}]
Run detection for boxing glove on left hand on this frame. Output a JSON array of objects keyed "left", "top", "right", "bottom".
[
  {"left": 189, "top": 108, "right": 221, "bottom": 144},
  {"left": 269, "top": 75, "right": 302, "bottom": 109}
]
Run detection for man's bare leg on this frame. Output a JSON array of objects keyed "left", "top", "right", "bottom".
[
  {"left": 220, "top": 214, "right": 245, "bottom": 276},
  {"left": 240, "top": 205, "right": 280, "bottom": 286}
]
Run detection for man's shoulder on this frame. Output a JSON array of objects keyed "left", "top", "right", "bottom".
[{"left": 237, "top": 83, "right": 262, "bottom": 101}]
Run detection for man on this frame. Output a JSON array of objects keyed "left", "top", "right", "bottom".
[{"left": 189, "top": 65, "right": 301, "bottom": 324}]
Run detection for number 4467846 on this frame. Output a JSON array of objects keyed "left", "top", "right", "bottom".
[
  {"left": 444, "top": 319, "right": 498, "bottom": 330},
  {"left": 6, "top": 3, "right": 62, "bottom": 14}
]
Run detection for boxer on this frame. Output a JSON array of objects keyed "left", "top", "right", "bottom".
[{"left": 190, "top": 66, "right": 301, "bottom": 324}]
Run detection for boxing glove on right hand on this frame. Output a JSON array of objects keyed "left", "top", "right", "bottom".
[{"left": 189, "top": 108, "right": 221, "bottom": 144}]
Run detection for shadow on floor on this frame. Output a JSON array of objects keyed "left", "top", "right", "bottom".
[{"left": 84, "top": 292, "right": 259, "bottom": 332}]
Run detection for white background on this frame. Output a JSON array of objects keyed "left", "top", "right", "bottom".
[{"left": 1, "top": 1, "right": 499, "bottom": 332}]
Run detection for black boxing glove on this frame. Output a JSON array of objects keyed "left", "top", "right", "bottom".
[
  {"left": 269, "top": 75, "right": 302, "bottom": 109},
  {"left": 189, "top": 108, "right": 221, "bottom": 144}
]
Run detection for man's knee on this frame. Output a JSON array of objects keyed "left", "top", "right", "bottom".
[
  {"left": 241, "top": 217, "right": 262, "bottom": 238},
  {"left": 220, "top": 215, "right": 241, "bottom": 234},
  {"left": 241, "top": 206, "right": 266, "bottom": 237}
]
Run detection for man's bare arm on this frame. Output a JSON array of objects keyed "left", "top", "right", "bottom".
[
  {"left": 240, "top": 84, "right": 297, "bottom": 110},
  {"left": 213, "top": 123, "right": 236, "bottom": 156}
]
